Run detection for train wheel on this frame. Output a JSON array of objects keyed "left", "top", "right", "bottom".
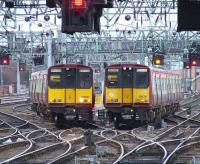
[
  {"left": 55, "top": 113, "right": 64, "bottom": 128},
  {"left": 36, "top": 105, "right": 41, "bottom": 116},
  {"left": 148, "top": 110, "right": 155, "bottom": 122},
  {"left": 88, "top": 110, "right": 93, "bottom": 122},
  {"left": 108, "top": 111, "right": 114, "bottom": 123},
  {"left": 51, "top": 112, "right": 56, "bottom": 122},
  {"left": 114, "top": 114, "right": 120, "bottom": 129}
]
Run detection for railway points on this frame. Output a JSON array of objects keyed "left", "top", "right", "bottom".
[{"left": 0, "top": 94, "right": 199, "bottom": 163}]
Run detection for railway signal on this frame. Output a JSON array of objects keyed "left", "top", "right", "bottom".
[
  {"left": 189, "top": 53, "right": 200, "bottom": 66},
  {"left": 5, "top": 0, "right": 14, "bottom": 8},
  {"left": 183, "top": 62, "right": 191, "bottom": 69},
  {"left": 178, "top": 0, "right": 200, "bottom": 31},
  {"left": 46, "top": 0, "right": 56, "bottom": 8},
  {"left": 19, "top": 63, "right": 26, "bottom": 71},
  {"left": 61, "top": 0, "right": 113, "bottom": 34},
  {"left": 191, "top": 60, "right": 197, "bottom": 66},
  {"left": 33, "top": 56, "right": 44, "bottom": 66},
  {"left": 152, "top": 54, "right": 164, "bottom": 65},
  {"left": 0, "top": 54, "right": 9, "bottom": 65},
  {"left": 61, "top": 0, "right": 94, "bottom": 34}
]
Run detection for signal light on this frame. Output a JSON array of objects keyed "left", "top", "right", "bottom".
[
  {"left": 152, "top": 54, "right": 164, "bottom": 65},
  {"left": 72, "top": 0, "right": 85, "bottom": 8},
  {"left": 61, "top": 0, "right": 93, "bottom": 34},
  {"left": 189, "top": 53, "right": 200, "bottom": 66},
  {"left": 183, "top": 62, "right": 191, "bottom": 69},
  {"left": 0, "top": 54, "right": 9, "bottom": 65},
  {"left": 192, "top": 60, "right": 197, "bottom": 66},
  {"left": 3, "top": 59, "right": 8, "bottom": 65},
  {"left": 155, "top": 59, "right": 161, "bottom": 65},
  {"left": 19, "top": 63, "right": 26, "bottom": 71}
]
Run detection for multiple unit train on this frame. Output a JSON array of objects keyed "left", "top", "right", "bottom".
[
  {"left": 30, "top": 64, "right": 94, "bottom": 127},
  {"left": 104, "top": 64, "right": 183, "bottom": 127},
  {"left": 30, "top": 63, "right": 184, "bottom": 128}
]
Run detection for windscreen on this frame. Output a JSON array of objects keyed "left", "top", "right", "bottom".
[
  {"left": 48, "top": 69, "right": 65, "bottom": 88},
  {"left": 122, "top": 68, "right": 133, "bottom": 88},
  {"left": 106, "top": 68, "right": 120, "bottom": 88},
  {"left": 77, "top": 69, "right": 92, "bottom": 88},
  {"left": 134, "top": 68, "right": 149, "bottom": 88},
  {"left": 65, "top": 68, "right": 76, "bottom": 88}
]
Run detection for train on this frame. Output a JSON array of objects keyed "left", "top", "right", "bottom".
[
  {"left": 29, "top": 64, "right": 95, "bottom": 127},
  {"left": 103, "top": 64, "right": 183, "bottom": 128}
]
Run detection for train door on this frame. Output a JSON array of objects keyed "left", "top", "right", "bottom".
[
  {"left": 152, "top": 72, "right": 157, "bottom": 106},
  {"left": 133, "top": 68, "right": 150, "bottom": 104},
  {"left": 166, "top": 75, "right": 170, "bottom": 103},
  {"left": 121, "top": 67, "right": 133, "bottom": 104},
  {"left": 156, "top": 74, "right": 161, "bottom": 105},
  {"left": 172, "top": 76, "right": 175, "bottom": 101},
  {"left": 76, "top": 69, "right": 93, "bottom": 105},
  {"left": 170, "top": 76, "right": 173, "bottom": 102},
  {"left": 65, "top": 68, "right": 76, "bottom": 104}
]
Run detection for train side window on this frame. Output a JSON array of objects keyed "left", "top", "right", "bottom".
[
  {"left": 65, "top": 68, "right": 76, "bottom": 88},
  {"left": 29, "top": 79, "right": 32, "bottom": 92},
  {"left": 157, "top": 76, "right": 160, "bottom": 91},
  {"left": 152, "top": 73, "right": 156, "bottom": 95},
  {"left": 134, "top": 68, "right": 149, "bottom": 88},
  {"left": 42, "top": 76, "right": 46, "bottom": 93},
  {"left": 35, "top": 77, "right": 39, "bottom": 93},
  {"left": 39, "top": 77, "right": 43, "bottom": 93},
  {"left": 32, "top": 79, "right": 36, "bottom": 93},
  {"left": 162, "top": 76, "right": 165, "bottom": 91},
  {"left": 106, "top": 68, "right": 120, "bottom": 88},
  {"left": 77, "top": 69, "right": 92, "bottom": 89},
  {"left": 122, "top": 68, "right": 133, "bottom": 88}
]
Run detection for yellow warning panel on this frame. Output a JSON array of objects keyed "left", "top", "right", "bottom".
[{"left": 95, "top": 93, "right": 103, "bottom": 106}]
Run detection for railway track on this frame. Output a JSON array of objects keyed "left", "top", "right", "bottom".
[
  {"left": 0, "top": 105, "right": 66, "bottom": 163},
  {"left": 0, "top": 140, "right": 32, "bottom": 163},
  {"left": 118, "top": 109, "right": 200, "bottom": 163},
  {"left": 165, "top": 136, "right": 200, "bottom": 163},
  {"left": 8, "top": 141, "right": 71, "bottom": 163},
  {"left": 0, "top": 94, "right": 199, "bottom": 163}
]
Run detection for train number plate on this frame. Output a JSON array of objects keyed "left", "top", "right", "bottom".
[
  {"left": 65, "top": 115, "right": 75, "bottom": 120},
  {"left": 122, "top": 115, "right": 132, "bottom": 119}
]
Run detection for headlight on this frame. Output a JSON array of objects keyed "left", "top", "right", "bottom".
[
  {"left": 50, "top": 99, "right": 56, "bottom": 103},
  {"left": 79, "top": 97, "right": 90, "bottom": 103},
  {"left": 136, "top": 99, "right": 147, "bottom": 103},
  {"left": 79, "top": 98, "right": 84, "bottom": 103},
  {"left": 50, "top": 99, "right": 61, "bottom": 103}
]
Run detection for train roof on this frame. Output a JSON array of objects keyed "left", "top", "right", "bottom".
[
  {"left": 106, "top": 64, "right": 182, "bottom": 75},
  {"left": 106, "top": 64, "right": 148, "bottom": 68},
  {"left": 48, "top": 64, "right": 91, "bottom": 70}
]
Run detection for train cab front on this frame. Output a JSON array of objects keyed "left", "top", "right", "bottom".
[
  {"left": 104, "top": 65, "right": 150, "bottom": 127},
  {"left": 47, "top": 65, "right": 94, "bottom": 127},
  {"left": 104, "top": 66, "right": 135, "bottom": 124}
]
